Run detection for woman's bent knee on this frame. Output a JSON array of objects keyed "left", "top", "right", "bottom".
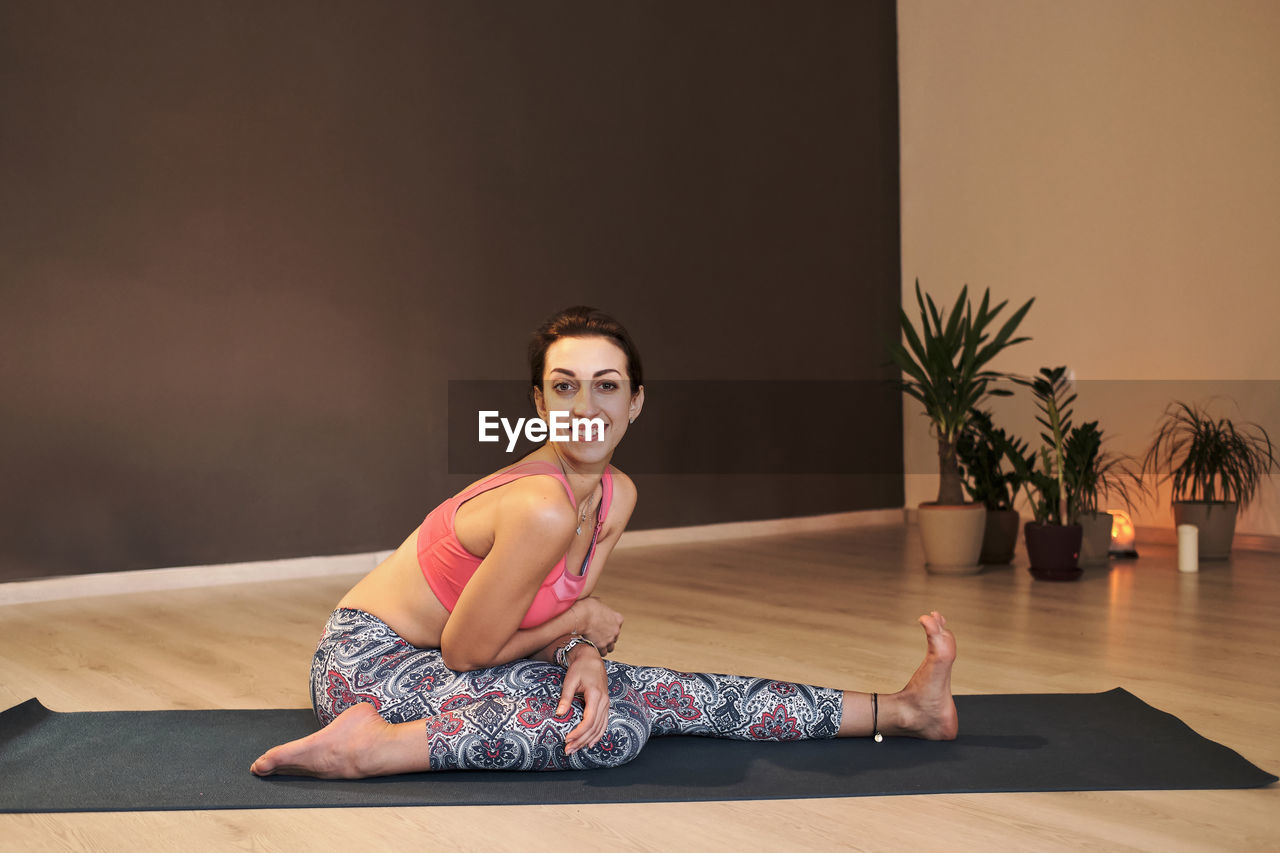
[{"left": 577, "top": 718, "right": 647, "bottom": 769}]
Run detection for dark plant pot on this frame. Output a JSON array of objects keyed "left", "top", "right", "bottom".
[
  {"left": 1172, "top": 501, "right": 1238, "bottom": 560},
  {"left": 979, "top": 508, "right": 1020, "bottom": 564},
  {"left": 1024, "top": 522, "right": 1083, "bottom": 581}
]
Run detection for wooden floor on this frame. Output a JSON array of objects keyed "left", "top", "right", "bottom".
[{"left": 2, "top": 524, "right": 1278, "bottom": 852}]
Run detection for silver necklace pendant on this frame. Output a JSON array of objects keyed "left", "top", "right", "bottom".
[
  {"left": 558, "top": 455, "right": 594, "bottom": 536},
  {"left": 576, "top": 494, "right": 595, "bottom": 535}
]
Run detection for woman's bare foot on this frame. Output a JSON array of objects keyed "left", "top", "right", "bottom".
[
  {"left": 841, "top": 611, "right": 958, "bottom": 740},
  {"left": 887, "top": 610, "right": 958, "bottom": 739},
  {"left": 250, "top": 703, "right": 428, "bottom": 779}
]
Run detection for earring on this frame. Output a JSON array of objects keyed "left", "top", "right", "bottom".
[{"left": 629, "top": 417, "right": 634, "bottom": 424}]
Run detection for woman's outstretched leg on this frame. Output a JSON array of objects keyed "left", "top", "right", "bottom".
[
  {"left": 614, "top": 661, "right": 843, "bottom": 740},
  {"left": 616, "top": 611, "right": 956, "bottom": 744},
  {"left": 835, "top": 611, "right": 958, "bottom": 740}
]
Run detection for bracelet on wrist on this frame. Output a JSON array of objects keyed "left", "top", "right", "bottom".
[{"left": 554, "top": 633, "right": 599, "bottom": 667}]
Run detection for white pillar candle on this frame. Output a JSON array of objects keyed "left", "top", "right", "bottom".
[{"left": 1177, "top": 524, "right": 1199, "bottom": 573}]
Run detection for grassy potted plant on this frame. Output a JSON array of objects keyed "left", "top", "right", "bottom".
[
  {"left": 956, "top": 408, "right": 1035, "bottom": 564},
  {"left": 1140, "top": 401, "right": 1277, "bottom": 559},
  {"left": 887, "top": 280, "right": 1034, "bottom": 573},
  {"left": 1009, "top": 366, "right": 1083, "bottom": 580},
  {"left": 1064, "top": 421, "right": 1147, "bottom": 567}
]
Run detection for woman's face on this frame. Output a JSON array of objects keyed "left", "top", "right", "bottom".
[{"left": 534, "top": 335, "right": 644, "bottom": 464}]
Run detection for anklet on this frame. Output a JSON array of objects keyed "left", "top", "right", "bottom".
[{"left": 872, "top": 692, "right": 883, "bottom": 743}]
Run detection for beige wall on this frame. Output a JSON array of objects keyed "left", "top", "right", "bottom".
[{"left": 898, "top": 0, "right": 1280, "bottom": 536}]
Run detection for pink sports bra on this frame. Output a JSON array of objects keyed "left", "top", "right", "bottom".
[{"left": 417, "top": 461, "right": 613, "bottom": 629}]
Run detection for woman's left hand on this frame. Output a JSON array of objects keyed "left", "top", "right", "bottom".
[
  {"left": 557, "top": 647, "right": 610, "bottom": 755},
  {"left": 568, "top": 596, "right": 623, "bottom": 654}
]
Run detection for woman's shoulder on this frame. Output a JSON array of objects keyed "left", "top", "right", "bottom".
[
  {"left": 454, "top": 460, "right": 568, "bottom": 503},
  {"left": 483, "top": 475, "right": 577, "bottom": 550},
  {"left": 494, "top": 471, "right": 576, "bottom": 514},
  {"left": 452, "top": 462, "right": 576, "bottom": 528},
  {"left": 606, "top": 464, "right": 637, "bottom": 509}
]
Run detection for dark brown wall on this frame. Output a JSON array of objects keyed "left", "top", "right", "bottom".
[{"left": 0, "top": 0, "right": 902, "bottom": 581}]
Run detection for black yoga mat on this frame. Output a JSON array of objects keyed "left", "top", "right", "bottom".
[{"left": 0, "top": 688, "right": 1273, "bottom": 813}]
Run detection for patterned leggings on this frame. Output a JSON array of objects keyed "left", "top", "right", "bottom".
[{"left": 310, "top": 608, "right": 844, "bottom": 771}]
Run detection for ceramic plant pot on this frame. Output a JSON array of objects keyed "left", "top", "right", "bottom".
[
  {"left": 917, "top": 502, "right": 987, "bottom": 574},
  {"left": 1077, "top": 510, "right": 1115, "bottom": 568},
  {"left": 1173, "top": 501, "right": 1238, "bottom": 560},
  {"left": 979, "top": 508, "right": 1020, "bottom": 565},
  {"left": 1024, "top": 521, "right": 1083, "bottom": 581}
]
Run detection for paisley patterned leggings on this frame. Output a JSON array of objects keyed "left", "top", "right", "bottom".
[{"left": 311, "top": 608, "right": 843, "bottom": 771}]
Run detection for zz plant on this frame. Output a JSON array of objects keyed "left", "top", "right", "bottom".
[
  {"left": 1010, "top": 366, "right": 1076, "bottom": 525},
  {"left": 956, "top": 408, "right": 1035, "bottom": 512},
  {"left": 1066, "top": 421, "right": 1146, "bottom": 516}
]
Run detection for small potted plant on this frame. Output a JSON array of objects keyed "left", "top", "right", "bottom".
[
  {"left": 1063, "top": 421, "right": 1146, "bottom": 567},
  {"left": 1010, "top": 366, "right": 1083, "bottom": 581},
  {"left": 1140, "top": 401, "right": 1276, "bottom": 559},
  {"left": 956, "top": 408, "right": 1035, "bottom": 564},
  {"left": 887, "top": 280, "right": 1034, "bottom": 573}
]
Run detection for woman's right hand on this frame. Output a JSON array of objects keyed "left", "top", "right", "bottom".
[{"left": 572, "top": 596, "right": 623, "bottom": 654}]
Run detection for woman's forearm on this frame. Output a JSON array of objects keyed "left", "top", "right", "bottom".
[
  {"left": 481, "top": 606, "right": 582, "bottom": 668},
  {"left": 445, "top": 597, "right": 617, "bottom": 671}
]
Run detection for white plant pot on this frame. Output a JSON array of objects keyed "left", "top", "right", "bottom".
[
  {"left": 1077, "top": 511, "right": 1114, "bottom": 567},
  {"left": 917, "top": 502, "right": 986, "bottom": 575},
  {"left": 1172, "top": 501, "right": 1238, "bottom": 560}
]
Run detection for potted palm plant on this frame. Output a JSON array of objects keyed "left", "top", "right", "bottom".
[
  {"left": 956, "top": 408, "right": 1035, "bottom": 564},
  {"left": 1009, "top": 366, "right": 1083, "bottom": 580},
  {"left": 1140, "top": 401, "right": 1276, "bottom": 559},
  {"left": 887, "top": 280, "right": 1034, "bottom": 573},
  {"left": 1064, "top": 421, "right": 1146, "bottom": 567}
]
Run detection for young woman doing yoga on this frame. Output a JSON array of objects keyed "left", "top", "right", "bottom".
[{"left": 251, "top": 306, "right": 958, "bottom": 777}]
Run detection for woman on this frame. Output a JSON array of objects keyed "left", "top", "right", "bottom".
[{"left": 251, "top": 306, "right": 957, "bottom": 778}]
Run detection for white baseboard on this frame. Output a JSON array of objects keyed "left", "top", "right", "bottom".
[
  {"left": 0, "top": 509, "right": 907, "bottom": 606},
  {"left": 0, "top": 552, "right": 389, "bottom": 607},
  {"left": 1129, "top": 525, "right": 1280, "bottom": 553},
  {"left": 616, "top": 508, "right": 908, "bottom": 549},
  {"left": 901, "top": 509, "right": 1280, "bottom": 554}
]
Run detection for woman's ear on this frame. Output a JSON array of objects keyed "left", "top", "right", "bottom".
[
  {"left": 628, "top": 385, "right": 645, "bottom": 424},
  {"left": 532, "top": 386, "right": 547, "bottom": 420}
]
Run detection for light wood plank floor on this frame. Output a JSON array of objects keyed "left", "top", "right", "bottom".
[{"left": 2, "top": 524, "right": 1277, "bottom": 852}]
